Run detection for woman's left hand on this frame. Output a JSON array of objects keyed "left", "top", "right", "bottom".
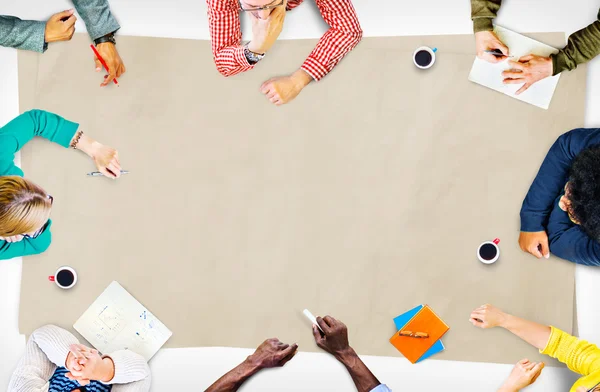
[{"left": 91, "top": 143, "right": 121, "bottom": 178}]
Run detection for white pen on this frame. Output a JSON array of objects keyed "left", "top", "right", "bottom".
[
  {"left": 303, "top": 309, "right": 324, "bottom": 333},
  {"left": 87, "top": 170, "right": 129, "bottom": 177}
]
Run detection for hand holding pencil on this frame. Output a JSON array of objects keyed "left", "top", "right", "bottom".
[{"left": 91, "top": 43, "right": 126, "bottom": 87}]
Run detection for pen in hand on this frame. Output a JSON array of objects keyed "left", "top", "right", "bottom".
[{"left": 484, "top": 49, "right": 514, "bottom": 58}]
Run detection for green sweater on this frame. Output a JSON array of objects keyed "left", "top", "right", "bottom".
[
  {"left": 471, "top": 0, "right": 600, "bottom": 75},
  {"left": 0, "top": 110, "right": 79, "bottom": 260}
]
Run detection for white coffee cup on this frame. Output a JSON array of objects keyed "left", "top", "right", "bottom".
[
  {"left": 48, "top": 266, "right": 78, "bottom": 289},
  {"left": 413, "top": 46, "right": 437, "bottom": 69},
  {"left": 477, "top": 238, "right": 500, "bottom": 264}
]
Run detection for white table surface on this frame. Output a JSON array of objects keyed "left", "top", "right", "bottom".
[{"left": 1, "top": 0, "right": 600, "bottom": 390}]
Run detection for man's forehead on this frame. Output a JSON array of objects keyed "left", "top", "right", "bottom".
[{"left": 241, "top": 0, "right": 279, "bottom": 7}]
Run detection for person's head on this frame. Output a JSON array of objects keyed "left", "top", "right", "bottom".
[
  {"left": 562, "top": 145, "right": 600, "bottom": 240},
  {"left": 239, "top": 0, "right": 285, "bottom": 19},
  {"left": 0, "top": 176, "right": 52, "bottom": 237}
]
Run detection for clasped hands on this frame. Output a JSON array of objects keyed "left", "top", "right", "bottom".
[
  {"left": 247, "top": 4, "right": 312, "bottom": 106},
  {"left": 64, "top": 344, "right": 115, "bottom": 385},
  {"left": 475, "top": 31, "right": 553, "bottom": 94},
  {"left": 44, "top": 9, "right": 125, "bottom": 87}
]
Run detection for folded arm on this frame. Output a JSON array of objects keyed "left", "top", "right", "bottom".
[
  {"left": 0, "top": 16, "right": 47, "bottom": 52},
  {"left": 301, "top": 0, "right": 362, "bottom": 81},
  {"left": 520, "top": 128, "right": 600, "bottom": 232},
  {"left": 0, "top": 221, "right": 53, "bottom": 260},
  {"left": 552, "top": 10, "right": 600, "bottom": 75},
  {"left": 7, "top": 326, "right": 68, "bottom": 392},
  {"left": 547, "top": 201, "right": 600, "bottom": 266},
  {"left": 471, "top": 0, "right": 502, "bottom": 32},
  {"left": 207, "top": 0, "right": 254, "bottom": 77},
  {"left": 72, "top": 0, "right": 120, "bottom": 41},
  {"left": 106, "top": 350, "right": 151, "bottom": 391}
]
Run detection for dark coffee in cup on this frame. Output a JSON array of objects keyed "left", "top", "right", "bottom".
[
  {"left": 49, "top": 266, "right": 77, "bottom": 289},
  {"left": 415, "top": 50, "right": 433, "bottom": 67},
  {"left": 56, "top": 269, "right": 75, "bottom": 287},
  {"left": 478, "top": 243, "right": 498, "bottom": 261}
]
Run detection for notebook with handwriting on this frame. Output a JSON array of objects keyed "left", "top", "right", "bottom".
[{"left": 389, "top": 305, "right": 449, "bottom": 364}]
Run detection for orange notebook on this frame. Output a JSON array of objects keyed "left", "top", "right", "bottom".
[{"left": 389, "top": 305, "right": 449, "bottom": 364}]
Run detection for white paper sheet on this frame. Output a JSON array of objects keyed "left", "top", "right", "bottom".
[
  {"left": 74, "top": 281, "right": 172, "bottom": 361},
  {"left": 468, "top": 26, "right": 561, "bottom": 109}
]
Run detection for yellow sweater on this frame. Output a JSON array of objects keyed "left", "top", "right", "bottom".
[{"left": 541, "top": 327, "right": 600, "bottom": 391}]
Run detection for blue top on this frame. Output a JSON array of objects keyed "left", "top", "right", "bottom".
[
  {"left": 371, "top": 385, "right": 392, "bottom": 392},
  {"left": 520, "top": 128, "right": 600, "bottom": 266},
  {"left": 49, "top": 366, "right": 112, "bottom": 392}
]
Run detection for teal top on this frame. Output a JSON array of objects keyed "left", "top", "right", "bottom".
[{"left": 0, "top": 110, "right": 79, "bottom": 260}]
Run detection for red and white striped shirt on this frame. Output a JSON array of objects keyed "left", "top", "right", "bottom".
[{"left": 207, "top": 0, "right": 362, "bottom": 81}]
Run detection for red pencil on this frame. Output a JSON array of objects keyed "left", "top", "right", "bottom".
[{"left": 90, "top": 44, "right": 119, "bottom": 86}]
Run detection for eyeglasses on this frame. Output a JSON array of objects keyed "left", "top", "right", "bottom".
[
  {"left": 238, "top": 0, "right": 284, "bottom": 12},
  {"left": 398, "top": 330, "right": 429, "bottom": 339},
  {"left": 23, "top": 195, "right": 53, "bottom": 239},
  {"left": 587, "top": 381, "right": 600, "bottom": 392}
]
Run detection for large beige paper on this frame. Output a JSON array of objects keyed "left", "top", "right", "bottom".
[{"left": 17, "top": 33, "right": 584, "bottom": 365}]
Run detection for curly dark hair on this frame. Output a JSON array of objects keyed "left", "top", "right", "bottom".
[{"left": 568, "top": 145, "right": 600, "bottom": 241}]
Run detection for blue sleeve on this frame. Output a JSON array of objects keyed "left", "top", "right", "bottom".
[
  {"left": 547, "top": 201, "right": 600, "bottom": 266},
  {"left": 520, "top": 128, "right": 600, "bottom": 232},
  {"left": 0, "top": 110, "right": 79, "bottom": 177},
  {"left": 72, "top": 0, "right": 120, "bottom": 41},
  {"left": 370, "top": 385, "right": 392, "bottom": 392},
  {"left": 0, "top": 220, "right": 52, "bottom": 261},
  {"left": 0, "top": 16, "right": 47, "bottom": 53}
]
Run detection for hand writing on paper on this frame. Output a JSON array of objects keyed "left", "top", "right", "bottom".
[
  {"left": 498, "top": 359, "right": 544, "bottom": 392},
  {"left": 65, "top": 344, "right": 115, "bottom": 384},
  {"left": 260, "top": 69, "right": 312, "bottom": 105},
  {"left": 518, "top": 231, "right": 550, "bottom": 259},
  {"left": 247, "top": 338, "right": 298, "bottom": 369},
  {"left": 475, "top": 31, "right": 509, "bottom": 63},
  {"left": 94, "top": 42, "right": 126, "bottom": 87},
  {"left": 502, "top": 54, "right": 553, "bottom": 95},
  {"left": 45, "top": 9, "right": 77, "bottom": 43},
  {"left": 469, "top": 304, "right": 508, "bottom": 329},
  {"left": 247, "top": 3, "right": 286, "bottom": 54}
]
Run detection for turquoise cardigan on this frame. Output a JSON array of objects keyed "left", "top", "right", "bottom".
[{"left": 0, "top": 110, "right": 79, "bottom": 260}]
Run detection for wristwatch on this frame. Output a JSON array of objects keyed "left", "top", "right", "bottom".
[
  {"left": 94, "top": 32, "right": 117, "bottom": 46},
  {"left": 244, "top": 44, "right": 265, "bottom": 65}
]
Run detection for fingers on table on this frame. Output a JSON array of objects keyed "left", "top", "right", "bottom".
[
  {"left": 539, "top": 238, "right": 550, "bottom": 258},
  {"left": 529, "top": 243, "right": 543, "bottom": 258}
]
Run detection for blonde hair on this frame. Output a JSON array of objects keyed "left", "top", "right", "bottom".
[{"left": 0, "top": 176, "right": 52, "bottom": 236}]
